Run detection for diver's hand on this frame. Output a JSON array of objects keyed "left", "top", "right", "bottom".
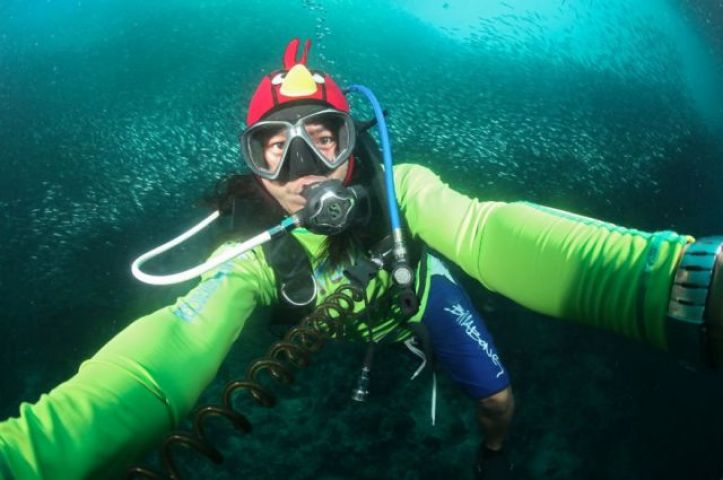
[{"left": 705, "top": 251, "right": 723, "bottom": 368}]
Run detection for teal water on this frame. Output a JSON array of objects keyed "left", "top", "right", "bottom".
[{"left": 1, "top": 1, "right": 722, "bottom": 478}]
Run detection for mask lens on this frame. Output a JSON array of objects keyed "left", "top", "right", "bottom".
[
  {"left": 300, "top": 111, "right": 354, "bottom": 167},
  {"left": 243, "top": 122, "right": 291, "bottom": 178}
]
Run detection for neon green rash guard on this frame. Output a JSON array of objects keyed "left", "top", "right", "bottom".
[{"left": 0, "top": 163, "right": 691, "bottom": 479}]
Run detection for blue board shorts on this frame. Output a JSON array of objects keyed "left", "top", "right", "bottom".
[{"left": 419, "top": 255, "right": 510, "bottom": 399}]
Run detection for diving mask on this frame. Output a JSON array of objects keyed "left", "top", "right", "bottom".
[{"left": 241, "top": 108, "right": 356, "bottom": 181}]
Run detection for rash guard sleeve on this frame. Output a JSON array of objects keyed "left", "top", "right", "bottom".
[
  {"left": 0, "top": 244, "right": 275, "bottom": 480},
  {"left": 394, "top": 163, "right": 692, "bottom": 349}
]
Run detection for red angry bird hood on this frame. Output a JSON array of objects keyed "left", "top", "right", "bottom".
[{"left": 245, "top": 38, "right": 350, "bottom": 125}]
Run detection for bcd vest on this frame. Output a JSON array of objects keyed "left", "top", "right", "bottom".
[{"left": 232, "top": 125, "right": 428, "bottom": 328}]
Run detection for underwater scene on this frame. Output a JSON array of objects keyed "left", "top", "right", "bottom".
[{"left": 1, "top": 0, "right": 723, "bottom": 478}]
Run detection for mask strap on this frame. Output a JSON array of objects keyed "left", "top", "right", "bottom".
[{"left": 342, "top": 155, "right": 355, "bottom": 185}]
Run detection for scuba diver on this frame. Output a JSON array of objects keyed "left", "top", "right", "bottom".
[{"left": 1, "top": 38, "right": 722, "bottom": 480}]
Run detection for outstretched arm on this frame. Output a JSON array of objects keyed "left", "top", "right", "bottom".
[
  {"left": 394, "top": 163, "right": 722, "bottom": 366},
  {"left": 0, "top": 246, "right": 275, "bottom": 480}
]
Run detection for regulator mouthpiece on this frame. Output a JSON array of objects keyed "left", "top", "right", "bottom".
[{"left": 299, "top": 179, "right": 367, "bottom": 235}]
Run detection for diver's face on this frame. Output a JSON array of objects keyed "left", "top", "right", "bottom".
[{"left": 260, "top": 121, "right": 348, "bottom": 214}]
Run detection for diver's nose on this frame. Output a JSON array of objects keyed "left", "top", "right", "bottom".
[{"left": 286, "top": 137, "right": 331, "bottom": 179}]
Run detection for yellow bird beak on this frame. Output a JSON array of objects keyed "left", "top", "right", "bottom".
[{"left": 280, "top": 64, "right": 318, "bottom": 97}]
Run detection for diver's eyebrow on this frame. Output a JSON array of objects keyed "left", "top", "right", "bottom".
[
  {"left": 266, "top": 133, "right": 287, "bottom": 145},
  {"left": 304, "top": 124, "right": 332, "bottom": 135}
]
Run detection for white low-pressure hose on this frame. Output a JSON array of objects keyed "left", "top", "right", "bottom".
[
  {"left": 131, "top": 210, "right": 276, "bottom": 285},
  {"left": 404, "top": 337, "right": 437, "bottom": 426}
]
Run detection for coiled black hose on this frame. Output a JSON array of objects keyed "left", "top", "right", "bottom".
[{"left": 127, "top": 283, "right": 365, "bottom": 480}]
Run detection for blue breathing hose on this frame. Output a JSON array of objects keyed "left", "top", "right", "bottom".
[{"left": 346, "top": 84, "right": 402, "bottom": 233}]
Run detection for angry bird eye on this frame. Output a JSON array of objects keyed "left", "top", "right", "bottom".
[
  {"left": 311, "top": 72, "right": 325, "bottom": 84},
  {"left": 271, "top": 72, "right": 286, "bottom": 85}
]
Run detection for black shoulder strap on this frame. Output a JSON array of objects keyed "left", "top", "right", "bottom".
[
  {"left": 261, "top": 233, "right": 317, "bottom": 309},
  {"left": 230, "top": 190, "right": 317, "bottom": 312}
]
